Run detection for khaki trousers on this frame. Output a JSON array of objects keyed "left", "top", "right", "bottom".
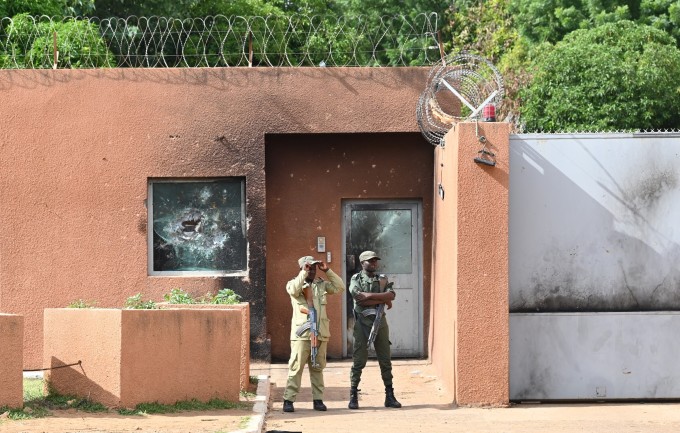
[{"left": 283, "top": 339, "right": 328, "bottom": 401}]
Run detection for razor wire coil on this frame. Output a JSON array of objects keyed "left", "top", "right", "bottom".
[{"left": 0, "top": 13, "right": 441, "bottom": 69}]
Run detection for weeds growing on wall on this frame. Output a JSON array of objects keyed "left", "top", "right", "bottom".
[
  {"left": 164, "top": 287, "right": 242, "bottom": 305},
  {"left": 66, "top": 299, "right": 97, "bottom": 308},
  {"left": 123, "top": 293, "right": 158, "bottom": 309}
]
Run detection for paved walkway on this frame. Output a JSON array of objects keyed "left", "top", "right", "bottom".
[{"left": 257, "top": 359, "right": 680, "bottom": 433}]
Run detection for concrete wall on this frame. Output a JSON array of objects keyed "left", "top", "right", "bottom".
[
  {"left": 265, "top": 133, "right": 433, "bottom": 361},
  {"left": 159, "top": 303, "right": 250, "bottom": 390},
  {"left": 430, "top": 122, "right": 510, "bottom": 406},
  {"left": 0, "top": 314, "right": 23, "bottom": 409},
  {"left": 0, "top": 67, "right": 430, "bottom": 368},
  {"left": 44, "top": 308, "right": 245, "bottom": 408}
]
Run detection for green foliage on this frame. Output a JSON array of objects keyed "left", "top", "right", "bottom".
[
  {"left": 0, "top": 0, "right": 96, "bottom": 18},
  {"left": 212, "top": 288, "right": 242, "bottom": 304},
  {"left": 124, "top": 293, "right": 158, "bottom": 309},
  {"left": 164, "top": 287, "right": 196, "bottom": 304},
  {"left": 520, "top": 20, "right": 680, "bottom": 131},
  {"left": 1, "top": 378, "right": 107, "bottom": 420},
  {"left": 93, "top": 0, "right": 197, "bottom": 18},
  {"left": 163, "top": 287, "right": 242, "bottom": 304},
  {"left": 7, "top": 379, "right": 249, "bottom": 420},
  {"left": 42, "top": 391, "right": 108, "bottom": 412},
  {"left": 2, "top": 0, "right": 66, "bottom": 18},
  {"left": 67, "top": 299, "right": 97, "bottom": 308},
  {"left": 117, "top": 397, "right": 247, "bottom": 415},
  {"left": 187, "top": 0, "right": 288, "bottom": 17},
  {"left": 449, "top": 0, "right": 517, "bottom": 63},
  {"left": 639, "top": 0, "right": 680, "bottom": 44},
  {"left": 0, "top": 14, "right": 114, "bottom": 69}
]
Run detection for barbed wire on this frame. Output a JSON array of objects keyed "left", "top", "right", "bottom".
[
  {"left": 0, "top": 13, "right": 441, "bottom": 69},
  {"left": 514, "top": 126, "right": 680, "bottom": 135}
]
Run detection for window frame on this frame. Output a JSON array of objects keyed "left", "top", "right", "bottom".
[{"left": 147, "top": 177, "right": 247, "bottom": 277}]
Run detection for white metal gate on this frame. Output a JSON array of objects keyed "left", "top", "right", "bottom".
[{"left": 509, "top": 132, "right": 680, "bottom": 400}]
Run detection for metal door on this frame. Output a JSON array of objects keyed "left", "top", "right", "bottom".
[{"left": 342, "top": 200, "right": 423, "bottom": 358}]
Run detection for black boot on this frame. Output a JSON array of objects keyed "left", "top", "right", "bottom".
[
  {"left": 384, "top": 387, "right": 402, "bottom": 408},
  {"left": 283, "top": 399, "right": 294, "bottom": 412},
  {"left": 313, "top": 400, "right": 327, "bottom": 411},
  {"left": 348, "top": 387, "right": 359, "bottom": 409}
]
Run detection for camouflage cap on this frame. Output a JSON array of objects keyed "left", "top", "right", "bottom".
[
  {"left": 298, "top": 256, "right": 322, "bottom": 268},
  {"left": 359, "top": 251, "right": 381, "bottom": 262}
]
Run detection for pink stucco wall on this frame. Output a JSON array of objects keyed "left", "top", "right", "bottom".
[
  {"left": 44, "top": 308, "right": 244, "bottom": 408},
  {"left": 159, "top": 303, "right": 250, "bottom": 390},
  {"left": 0, "top": 67, "right": 430, "bottom": 368},
  {"left": 0, "top": 314, "right": 23, "bottom": 409},
  {"left": 430, "top": 122, "right": 510, "bottom": 406}
]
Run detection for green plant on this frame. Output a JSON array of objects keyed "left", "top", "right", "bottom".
[
  {"left": 117, "top": 398, "right": 249, "bottom": 415},
  {"left": 0, "top": 14, "right": 114, "bottom": 69},
  {"left": 124, "top": 293, "right": 158, "bottom": 309},
  {"left": 0, "top": 378, "right": 108, "bottom": 421},
  {"left": 67, "top": 299, "right": 97, "bottom": 308},
  {"left": 238, "top": 415, "right": 251, "bottom": 429},
  {"left": 520, "top": 20, "right": 680, "bottom": 131},
  {"left": 212, "top": 288, "right": 242, "bottom": 305},
  {"left": 164, "top": 288, "right": 196, "bottom": 304}
]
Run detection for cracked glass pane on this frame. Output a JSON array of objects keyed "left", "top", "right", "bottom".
[
  {"left": 151, "top": 179, "right": 246, "bottom": 272},
  {"left": 350, "top": 209, "right": 412, "bottom": 274}
]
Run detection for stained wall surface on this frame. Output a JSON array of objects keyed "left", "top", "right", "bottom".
[
  {"left": 509, "top": 133, "right": 680, "bottom": 312},
  {"left": 0, "top": 67, "right": 430, "bottom": 368},
  {"left": 158, "top": 303, "right": 250, "bottom": 390}
]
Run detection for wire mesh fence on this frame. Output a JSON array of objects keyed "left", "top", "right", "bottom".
[{"left": 0, "top": 13, "right": 442, "bottom": 69}]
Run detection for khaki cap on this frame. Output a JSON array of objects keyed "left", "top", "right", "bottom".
[
  {"left": 359, "top": 251, "right": 381, "bottom": 262},
  {"left": 298, "top": 256, "right": 322, "bottom": 268}
]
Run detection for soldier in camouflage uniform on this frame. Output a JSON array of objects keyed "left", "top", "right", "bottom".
[{"left": 348, "top": 251, "right": 402, "bottom": 409}]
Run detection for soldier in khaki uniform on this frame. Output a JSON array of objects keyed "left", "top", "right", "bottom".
[
  {"left": 348, "top": 250, "right": 402, "bottom": 409},
  {"left": 282, "top": 256, "right": 345, "bottom": 412}
]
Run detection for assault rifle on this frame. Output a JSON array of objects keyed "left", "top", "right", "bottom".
[
  {"left": 296, "top": 305, "right": 320, "bottom": 368},
  {"left": 367, "top": 303, "right": 384, "bottom": 347},
  {"left": 367, "top": 274, "right": 391, "bottom": 348}
]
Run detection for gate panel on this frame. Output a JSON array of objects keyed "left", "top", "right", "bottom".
[{"left": 510, "top": 133, "right": 680, "bottom": 400}]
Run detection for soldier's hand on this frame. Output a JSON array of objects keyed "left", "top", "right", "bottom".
[
  {"left": 386, "top": 300, "right": 393, "bottom": 310},
  {"left": 318, "top": 262, "right": 329, "bottom": 272}
]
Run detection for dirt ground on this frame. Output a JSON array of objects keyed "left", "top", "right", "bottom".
[
  {"left": 264, "top": 360, "right": 680, "bottom": 433},
  {"left": 5, "top": 360, "right": 680, "bottom": 433},
  {"left": 0, "top": 377, "right": 260, "bottom": 433},
  {"left": 0, "top": 408, "right": 253, "bottom": 433}
]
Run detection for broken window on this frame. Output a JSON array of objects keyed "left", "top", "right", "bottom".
[{"left": 148, "top": 178, "right": 246, "bottom": 275}]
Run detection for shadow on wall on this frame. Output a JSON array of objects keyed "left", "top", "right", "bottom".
[
  {"left": 510, "top": 135, "right": 680, "bottom": 312},
  {"left": 47, "top": 357, "right": 121, "bottom": 407},
  {"left": 0, "top": 67, "right": 429, "bottom": 92}
]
